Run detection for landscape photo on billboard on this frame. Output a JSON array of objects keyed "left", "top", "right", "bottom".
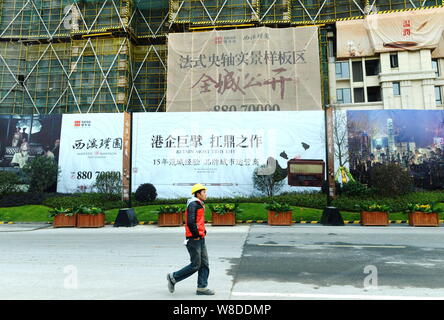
[
  {"left": 0, "top": 115, "right": 62, "bottom": 189},
  {"left": 346, "top": 109, "right": 444, "bottom": 189}
]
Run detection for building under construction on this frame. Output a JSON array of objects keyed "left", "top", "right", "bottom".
[{"left": 0, "top": 0, "right": 443, "bottom": 114}]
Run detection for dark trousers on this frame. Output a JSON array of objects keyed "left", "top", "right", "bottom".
[{"left": 173, "top": 238, "right": 209, "bottom": 288}]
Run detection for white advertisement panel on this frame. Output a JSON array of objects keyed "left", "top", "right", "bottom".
[
  {"left": 132, "top": 111, "right": 325, "bottom": 198},
  {"left": 336, "top": 7, "right": 444, "bottom": 58},
  {"left": 167, "top": 26, "right": 322, "bottom": 112},
  {"left": 57, "top": 113, "right": 124, "bottom": 193}
]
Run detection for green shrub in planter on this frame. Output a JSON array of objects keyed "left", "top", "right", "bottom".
[
  {"left": 356, "top": 202, "right": 392, "bottom": 213},
  {"left": 73, "top": 205, "right": 103, "bottom": 215},
  {"left": 210, "top": 203, "right": 242, "bottom": 215},
  {"left": 264, "top": 201, "right": 292, "bottom": 213},
  {"left": 152, "top": 205, "right": 185, "bottom": 215},
  {"left": 404, "top": 203, "right": 443, "bottom": 214},
  {"left": 49, "top": 207, "right": 75, "bottom": 217}
]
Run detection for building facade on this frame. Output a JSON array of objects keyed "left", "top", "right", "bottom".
[{"left": 0, "top": 0, "right": 443, "bottom": 114}]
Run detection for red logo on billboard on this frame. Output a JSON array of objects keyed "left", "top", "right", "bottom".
[
  {"left": 214, "top": 36, "right": 223, "bottom": 45},
  {"left": 74, "top": 120, "right": 81, "bottom": 127}
]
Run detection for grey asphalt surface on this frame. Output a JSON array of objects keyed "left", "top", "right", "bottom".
[{"left": 0, "top": 223, "right": 443, "bottom": 300}]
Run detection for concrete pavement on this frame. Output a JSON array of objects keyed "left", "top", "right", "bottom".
[{"left": 0, "top": 223, "right": 443, "bottom": 300}]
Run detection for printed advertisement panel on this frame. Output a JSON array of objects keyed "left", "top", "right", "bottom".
[
  {"left": 0, "top": 114, "right": 62, "bottom": 189},
  {"left": 132, "top": 111, "right": 325, "bottom": 198},
  {"left": 336, "top": 7, "right": 444, "bottom": 58},
  {"left": 347, "top": 109, "right": 444, "bottom": 189},
  {"left": 57, "top": 113, "right": 124, "bottom": 193},
  {"left": 167, "top": 26, "right": 322, "bottom": 112}
]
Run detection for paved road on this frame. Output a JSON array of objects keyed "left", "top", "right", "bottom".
[{"left": 0, "top": 223, "right": 443, "bottom": 300}]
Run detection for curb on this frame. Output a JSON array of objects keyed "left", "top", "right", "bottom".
[
  {"left": 2, "top": 220, "right": 443, "bottom": 225},
  {"left": 126, "top": 220, "right": 444, "bottom": 225}
]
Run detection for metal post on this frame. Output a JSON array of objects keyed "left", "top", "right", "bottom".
[
  {"left": 128, "top": 111, "right": 133, "bottom": 208},
  {"left": 324, "top": 104, "right": 332, "bottom": 206},
  {"left": 122, "top": 111, "right": 132, "bottom": 207}
]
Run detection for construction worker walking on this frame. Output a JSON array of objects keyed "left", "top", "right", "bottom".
[{"left": 167, "top": 184, "right": 215, "bottom": 295}]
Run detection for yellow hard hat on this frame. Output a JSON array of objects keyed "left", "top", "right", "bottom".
[{"left": 191, "top": 183, "right": 207, "bottom": 195}]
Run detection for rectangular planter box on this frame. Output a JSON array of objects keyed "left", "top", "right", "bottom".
[
  {"left": 360, "top": 211, "right": 389, "bottom": 226},
  {"left": 158, "top": 212, "right": 183, "bottom": 227},
  {"left": 408, "top": 212, "right": 439, "bottom": 227},
  {"left": 212, "top": 212, "right": 236, "bottom": 226},
  {"left": 53, "top": 214, "right": 77, "bottom": 228},
  {"left": 76, "top": 213, "right": 105, "bottom": 228},
  {"left": 268, "top": 211, "right": 292, "bottom": 226}
]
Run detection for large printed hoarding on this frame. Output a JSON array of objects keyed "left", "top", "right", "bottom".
[
  {"left": 167, "top": 26, "right": 322, "bottom": 112},
  {"left": 0, "top": 114, "right": 62, "bottom": 189},
  {"left": 57, "top": 113, "right": 124, "bottom": 193},
  {"left": 132, "top": 111, "right": 325, "bottom": 198},
  {"left": 347, "top": 109, "right": 444, "bottom": 189},
  {"left": 336, "top": 7, "right": 444, "bottom": 58}
]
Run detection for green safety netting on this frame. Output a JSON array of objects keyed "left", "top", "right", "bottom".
[{"left": 70, "top": 0, "right": 169, "bottom": 10}]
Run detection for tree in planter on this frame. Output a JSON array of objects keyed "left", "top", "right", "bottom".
[
  {"left": 369, "top": 163, "right": 413, "bottom": 197},
  {"left": 253, "top": 165, "right": 285, "bottom": 197},
  {"left": 22, "top": 156, "right": 59, "bottom": 193}
]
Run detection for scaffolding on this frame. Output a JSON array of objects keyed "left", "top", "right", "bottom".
[
  {"left": 25, "top": 42, "right": 71, "bottom": 114},
  {"left": 0, "top": 0, "right": 169, "bottom": 40},
  {"left": 0, "top": 42, "right": 26, "bottom": 114},
  {"left": 291, "top": 0, "right": 444, "bottom": 25},
  {"left": 0, "top": 0, "right": 73, "bottom": 39},
  {"left": 0, "top": 38, "right": 168, "bottom": 114},
  {"left": 130, "top": 0, "right": 169, "bottom": 38},
  {"left": 371, "top": 0, "right": 442, "bottom": 12},
  {"left": 260, "top": 0, "right": 291, "bottom": 24},
  {"left": 1, "top": 0, "right": 444, "bottom": 114},
  {"left": 68, "top": 37, "right": 130, "bottom": 113},
  {"left": 292, "top": 0, "right": 365, "bottom": 24},
  {"left": 169, "top": 0, "right": 260, "bottom": 25},
  {"left": 71, "top": 0, "right": 130, "bottom": 36},
  {"left": 128, "top": 44, "right": 166, "bottom": 112}
]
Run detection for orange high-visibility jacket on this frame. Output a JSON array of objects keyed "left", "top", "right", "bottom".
[{"left": 185, "top": 197, "right": 206, "bottom": 239}]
